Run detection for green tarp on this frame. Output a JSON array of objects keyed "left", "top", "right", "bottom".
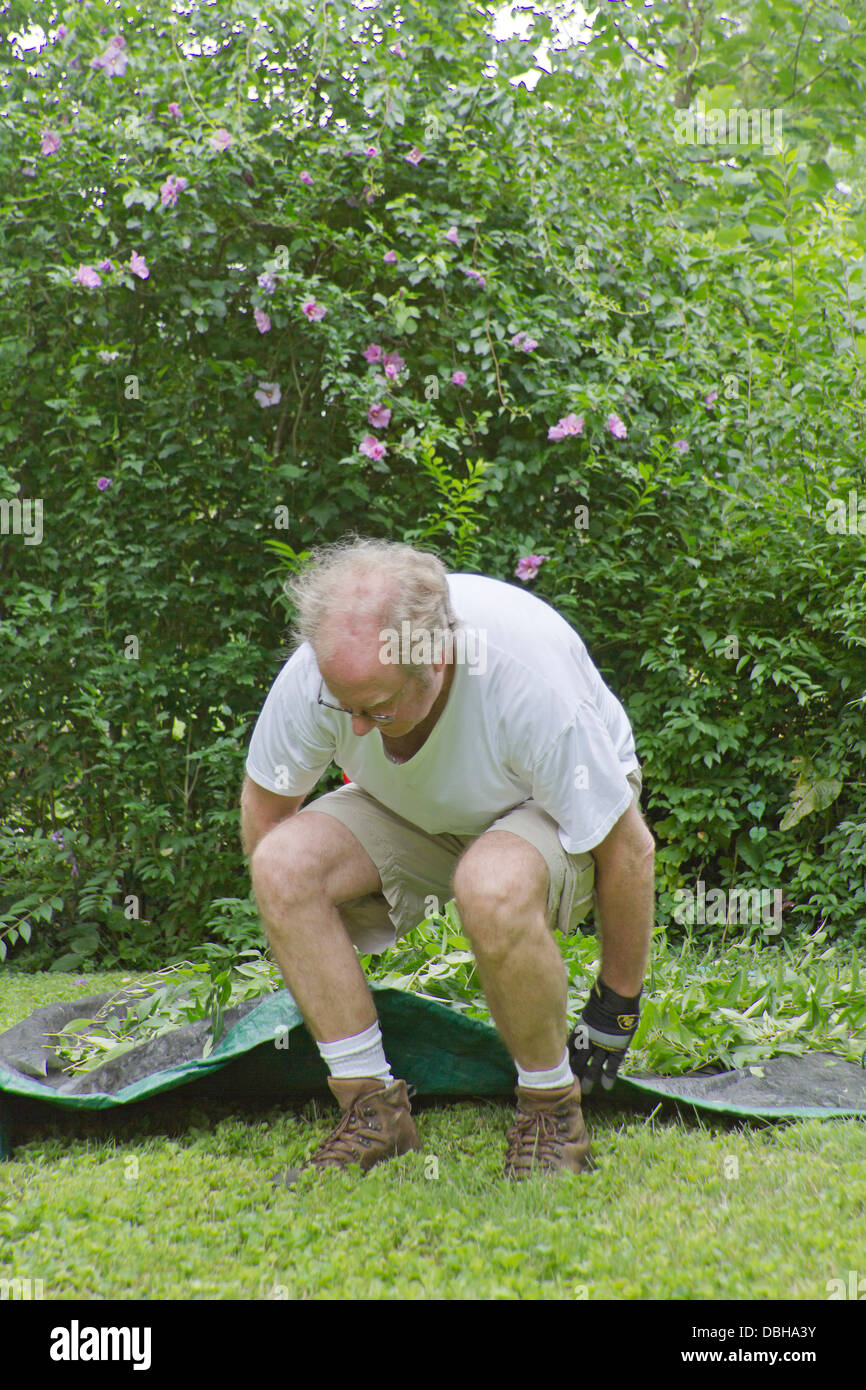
[{"left": 1, "top": 985, "right": 865, "bottom": 1158}]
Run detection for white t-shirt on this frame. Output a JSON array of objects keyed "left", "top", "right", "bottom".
[{"left": 245, "top": 572, "right": 639, "bottom": 853}]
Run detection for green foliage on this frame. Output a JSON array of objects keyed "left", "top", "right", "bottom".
[{"left": 0, "top": 1, "right": 864, "bottom": 968}]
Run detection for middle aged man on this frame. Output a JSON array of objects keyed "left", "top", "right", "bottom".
[{"left": 241, "top": 536, "right": 655, "bottom": 1182}]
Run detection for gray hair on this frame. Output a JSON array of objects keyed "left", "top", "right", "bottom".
[{"left": 284, "top": 535, "right": 458, "bottom": 687}]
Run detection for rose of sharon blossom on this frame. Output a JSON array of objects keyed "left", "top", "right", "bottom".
[
  {"left": 383, "top": 249, "right": 398, "bottom": 264},
  {"left": 160, "top": 175, "right": 188, "bottom": 208},
  {"left": 405, "top": 147, "right": 424, "bottom": 165},
  {"left": 511, "top": 330, "right": 537, "bottom": 352},
  {"left": 97, "top": 350, "right": 120, "bottom": 363},
  {"left": 257, "top": 272, "right": 277, "bottom": 294},
  {"left": 464, "top": 268, "right": 486, "bottom": 287},
  {"left": 365, "top": 146, "right": 378, "bottom": 158},
  {"left": 451, "top": 371, "right": 467, "bottom": 386},
  {"left": 255, "top": 382, "right": 281, "bottom": 408},
  {"left": 705, "top": 389, "right": 718, "bottom": 408},
  {"left": 359, "top": 434, "right": 387, "bottom": 461},
  {"left": 93, "top": 35, "right": 127, "bottom": 77},
  {"left": 74, "top": 265, "right": 102, "bottom": 288},
  {"left": 167, "top": 102, "right": 182, "bottom": 118},
  {"left": 673, "top": 439, "right": 689, "bottom": 453},
  {"left": 299, "top": 170, "right": 313, "bottom": 185},
  {"left": 254, "top": 308, "right": 271, "bottom": 334},
  {"left": 302, "top": 299, "right": 326, "bottom": 321},
  {"left": 548, "top": 413, "right": 584, "bottom": 441},
  {"left": 41, "top": 131, "right": 61, "bottom": 155},
  {"left": 363, "top": 343, "right": 383, "bottom": 363},
  {"left": 515, "top": 555, "right": 546, "bottom": 582},
  {"left": 367, "top": 404, "right": 391, "bottom": 429},
  {"left": 445, "top": 227, "right": 459, "bottom": 244},
  {"left": 129, "top": 251, "right": 149, "bottom": 279},
  {"left": 56, "top": 24, "right": 67, "bottom": 39},
  {"left": 606, "top": 414, "right": 627, "bottom": 439},
  {"left": 97, "top": 477, "right": 111, "bottom": 490},
  {"left": 98, "top": 260, "right": 114, "bottom": 273},
  {"left": 384, "top": 351, "right": 405, "bottom": 374},
  {"left": 209, "top": 128, "right": 232, "bottom": 152}
]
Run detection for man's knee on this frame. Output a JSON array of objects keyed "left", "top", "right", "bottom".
[
  {"left": 250, "top": 817, "right": 328, "bottom": 910},
  {"left": 452, "top": 832, "right": 549, "bottom": 953}
]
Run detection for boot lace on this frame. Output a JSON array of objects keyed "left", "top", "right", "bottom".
[
  {"left": 506, "top": 1109, "right": 571, "bottom": 1167},
  {"left": 312, "top": 1099, "right": 383, "bottom": 1169}
]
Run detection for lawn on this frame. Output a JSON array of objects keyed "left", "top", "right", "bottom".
[{"left": 1, "top": 970, "right": 864, "bottom": 1301}]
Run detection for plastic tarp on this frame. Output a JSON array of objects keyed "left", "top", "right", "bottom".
[{"left": 1, "top": 985, "right": 865, "bottom": 1158}]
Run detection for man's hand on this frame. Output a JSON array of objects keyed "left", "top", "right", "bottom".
[{"left": 569, "top": 978, "right": 642, "bottom": 1095}]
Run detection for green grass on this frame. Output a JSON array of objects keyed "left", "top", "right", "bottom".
[{"left": 1, "top": 971, "right": 865, "bottom": 1300}]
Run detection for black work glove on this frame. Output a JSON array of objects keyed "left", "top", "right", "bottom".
[{"left": 569, "top": 978, "right": 643, "bottom": 1095}]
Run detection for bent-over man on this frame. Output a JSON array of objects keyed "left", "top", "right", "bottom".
[{"left": 241, "top": 536, "right": 655, "bottom": 1181}]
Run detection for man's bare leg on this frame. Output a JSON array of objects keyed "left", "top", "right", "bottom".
[
  {"left": 589, "top": 801, "right": 655, "bottom": 997},
  {"left": 452, "top": 830, "right": 566, "bottom": 1071},
  {"left": 249, "top": 810, "right": 382, "bottom": 1042}
]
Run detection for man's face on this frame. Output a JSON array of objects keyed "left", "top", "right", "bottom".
[{"left": 317, "top": 629, "right": 444, "bottom": 739}]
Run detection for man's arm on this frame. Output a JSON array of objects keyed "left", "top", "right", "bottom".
[{"left": 240, "top": 773, "right": 307, "bottom": 858}]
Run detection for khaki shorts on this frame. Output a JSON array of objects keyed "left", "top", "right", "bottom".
[{"left": 296, "top": 767, "right": 643, "bottom": 954}]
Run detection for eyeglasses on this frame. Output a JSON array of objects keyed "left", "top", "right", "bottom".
[{"left": 317, "top": 677, "right": 410, "bottom": 724}]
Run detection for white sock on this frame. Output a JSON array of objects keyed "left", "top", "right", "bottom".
[
  {"left": 516, "top": 1047, "right": 574, "bottom": 1091},
  {"left": 317, "top": 1020, "right": 394, "bottom": 1085}
]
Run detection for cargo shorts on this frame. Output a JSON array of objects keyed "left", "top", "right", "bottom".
[{"left": 296, "top": 767, "right": 643, "bottom": 955}]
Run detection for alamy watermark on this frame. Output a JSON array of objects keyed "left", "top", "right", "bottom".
[
  {"left": 674, "top": 97, "right": 783, "bottom": 154},
  {"left": 0, "top": 496, "right": 43, "bottom": 545},
  {"left": 673, "top": 880, "right": 782, "bottom": 934},
  {"left": 379, "top": 622, "right": 488, "bottom": 675}
]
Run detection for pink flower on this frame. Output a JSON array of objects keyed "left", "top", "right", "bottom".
[
  {"left": 705, "top": 389, "right": 718, "bottom": 408},
  {"left": 391, "top": 42, "right": 406, "bottom": 57},
  {"left": 97, "top": 350, "right": 119, "bottom": 363},
  {"left": 209, "top": 128, "right": 232, "bottom": 152},
  {"left": 56, "top": 24, "right": 67, "bottom": 39},
  {"left": 97, "top": 477, "right": 111, "bottom": 490},
  {"left": 257, "top": 272, "right": 277, "bottom": 294},
  {"left": 98, "top": 260, "right": 114, "bottom": 273},
  {"left": 93, "top": 35, "right": 127, "bottom": 77},
  {"left": 445, "top": 226, "right": 459, "bottom": 244},
  {"left": 367, "top": 404, "right": 391, "bottom": 428},
  {"left": 515, "top": 555, "right": 546, "bottom": 582},
  {"left": 383, "top": 249, "right": 398, "bottom": 264},
  {"left": 464, "top": 268, "right": 486, "bottom": 288},
  {"left": 359, "top": 434, "right": 387, "bottom": 460},
  {"left": 384, "top": 351, "right": 405, "bottom": 374},
  {"left": 129, "top": 251, "right": 149, "bottom": 279},
  {"left": 511, "top": 330, "right": 537, "bottom": 352},
  {"left": 673, "top": 438, "right": 689, "bottom": 453},
  {"left": 365, "top": 145, "right": 378, "bottom": 158},
  {"left": 299, "top": 170, "right": 313, "bottom": 185},
  {"left": 255, "top": 382, "right": 281, "bottom": 407},
  {"left": 40, "top": 131, "right": 61, "bottom": 155},
  {"left": 606, "top": 414, "right": 627, "bottom": 439},
  {"left": 548, "top": 413, "right": 584, "bottom": 441},
  {"left": 167, "top": 102, "right": 182, "bottom": 118},
  {"left": 254, "top": 308, "right": 271, "bottom": 333},
  {"left": 159, "top": 174, "right": 188, "bottom": 208},
  {"left": 405, "top": 146, "right": 424, "bottom": 165},
  {"left": 363, "top": 343, "right": 383, "bottom": 363},
  {"left": 451, "top": 370, "right": 467, "bottom": 386},
  {"left": 302, "top": 299, "right": 326, "bottom": 321},
  {"left": 74, "top": 265, "right": 102, "bottom": 288}
]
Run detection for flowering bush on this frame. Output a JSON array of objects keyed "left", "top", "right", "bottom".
[{"left": 0, "top": 2, "right": 864, "bottom": 967}]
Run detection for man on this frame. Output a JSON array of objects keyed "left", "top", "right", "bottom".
[{"left": 241, "top": 536, "right": 655, "bottom": 1182}]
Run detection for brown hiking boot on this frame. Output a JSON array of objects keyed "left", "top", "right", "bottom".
[
  {"left": 275, "top": 1077, "right": 421, "bottom": 1188},
  {"left": 504, "top": 1076, "right": 592, "bottom": 1180}
]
